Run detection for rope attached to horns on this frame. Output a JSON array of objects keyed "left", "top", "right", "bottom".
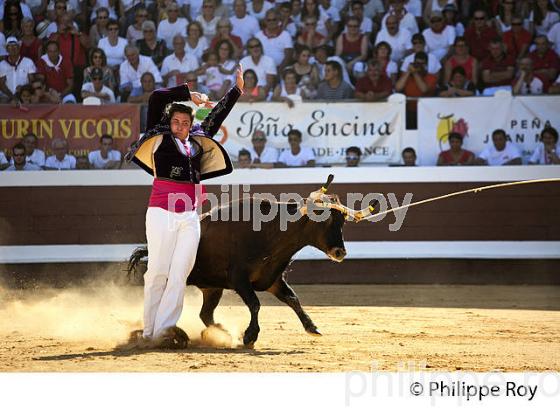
[{"left": 360, "top": 178, "right": 560, "bottom": 222}]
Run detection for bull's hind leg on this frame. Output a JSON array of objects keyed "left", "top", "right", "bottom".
[
  {"left": 267, "top": 278, "right": 321, "bottom": 336},
  {"left": 199, "top": 288, "right": 224, "bottom": 327}
]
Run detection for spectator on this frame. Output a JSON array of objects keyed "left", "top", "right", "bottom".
[
  {"left": 444, "top": 36, "right": 479, "bottom": 87},
  {"left": 37, "top": 40, "right": 76, "bottom": 103},
  {"left": 315, "top": 60, "right": 354, "bottom": 100},
  {"left": 423, "top": 0, "right": 458, "bottom": 25},
  {"left": 272, "top": 68, "right": 304, "bottom": 106},
  {"left": 98, "top": 19, "right": 128, "bottom": 68},
  {"left": 83, "top": 48, "right": 117, "bottom": 90},
  {"left": 512, "top": 57, "right": 548, "bottom": 95},
  {"left": 89, "top": 6, "right": 110, "bottom": 46},
  {"left": 349, "top": 0, "right": 373, "bottom": 37},
  {"left": 375, "top": 14, "right": 412, "bottom": 63},
  {"left": 299, "top": 0, "right": 332, "bottom": 39},
  {"left": 127, "top": 72, "right": 157, "bottom": 104},
  {"left": 18, "top": 83, "right": 33, "bottom": 104},
  {"left": 45, "top": 138, "right": 77, "bottom": 170},
  {"left": 0, "top": 36, "right": 36, "bottom": 104},
  {"left": 529, "top": 35, "right": 559, "bottom": 83},
  {"left": 438, "top": 66, "right": 476, "bottom": 96},
  {"left": 48, "top": 12, "right": 90, "bottom": 100},
  {"left": 19, "top": 17, "right": 42, "bottom": 64},
  {"left": 44, "top": 0, "right": 75, "bottom": 39},
  {"left": 75, "top": 155, "right": 90, "bottom": 169},
  {"left": 19, "top": 132, "right": 46, "bottom": 168},
  {"left": 81, "top": 67, "right": 116, "bottom": 103},
  {"left": 248, "top": 0, "right": 274, "bottom": 21},
  {"left": 442, "top": 4, "right": 464, "bottom": 36},
  {"left": 185, "top": 21, "right": 209, "bottom": 65},
  {"left": 196, "top": 50, "right": 231, "bottom": 100},
  {"left": 549, "top": 18, "right": 560, "bottom": 55},
  {"left": 161, "top": 34, "right": 199, "bottom": 87},
  {"left": 481, "top": 38, "right": 515, "bottom": 95},
  {"left": 436, "top": 132, "right": 475, "bottom": 165},
  {"left": 5, "top": 143, "right": 41, "bottom": 171},
  {"left": 29, "top": 77, "right": 61, "bottom": 103},
  {"left": 118, "top": 0, "right": 142, "bottom": 32},
  {"left": 230, "top": 0, "right": 260, "bottom": 45},
  {"left": 374, "top": 41, "right": 398, "bottom": 83},
  {"left": 126, "top": 6, "right": 149, "bottom": 45},
  {"left": 158, "top": 2, "right": 188, "bottom": 49},
  {"left": 240, "top": 38, "right": 277, "bottom": 96},
  {"left": 502, "top": 15, "right": 532, "bottom": 60},
  {"left": 278, "top": 129, "right": 315, "bottom": 167},
  {"left": 0, "top": 149, "right": 8, "bottom": 170},
  {"left": 215, "top": 38, "right": 237, "bottom": 77},
  {"left": 247, "top": 129, "right": 279, "bottom": 165},
  {"left": 422, "top": 11, "right": 455, "bottom": 61},
  {"left": 475, "top": 129, "right": 522, "bottom": 165},
  {"left": 119, "top": 45, "right": 162, "bottom": 102},
  {"left": 237, "top": 149, "right": 252, "bottom": 168},
  {"left": 137, "top": 20, "right": 168, "bottom": 70},
  {"left": 183, "top": 71, "right": 210, "bottom": 95},
  {"left": 526, "top": 0, "right": 559, "bottom": 36},
  {"left": 88, "top": 134, "right": 122, "bottom": 169},
  {"left": 286, "top": 45, "right": 320, "bottom": 98},
  {"left": 401, "top": 33, "right": 442, "bottom": 76},
  {"left": 345, "top": 146, "right": 361, "bottom": 167},
  {"left": 297, "top": 16, "right": 327, "bottom": 49},
  {"left": 381, "top": 0, "right": 419, "bottom": 35},
  {"left": 2, "top": 0, "right": 23, "bottom": 38},
  {"left": 355, "top": 60, "right": 393, "bottom": 101},
  {"left": 465, "top": 9, "right": 499, "bottom": 62},
  {"left": 336, "top": 16, "right": 368, "bottom": 76},
  {"left": 291, "top": 0, "right": 303, "bottom": 25},
  {"left": 395, "top": 52, "right": 437, "bottom": 128},
  {"left": 196, "top": 0, "right": 220, "bottom": 43},
  {"left": 278, "top": 2, "right": 298, "bottom": 38},
  {"left": 256, "top": 9, "right": 294, "bottom": 70},
  {"left": 529, "top": 126, "right": 560, "bottom": 165},
  {"left": 237, "top": 68, "right": 266, "bottom": 102},
  {"left": 319, "top": 0, "right": 342, "bottom": 33},
  {"left": 210, "top": 18, "right": 243, "bottom": 59},
  {"left": 494, "top": 0, "right": 517, "bottom": 34},
  {"left": 401, "top": 147, "right": 417, "bottom": 166}
]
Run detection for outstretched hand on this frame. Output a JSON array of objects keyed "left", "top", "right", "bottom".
[
  {"left": 190, "top": 91, "right": 209, "bottom": 106},
  {"left": 236, "top": 64, "right": 244, "bottom": 90}
]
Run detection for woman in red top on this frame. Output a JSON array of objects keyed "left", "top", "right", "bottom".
[
  {"left": 335, "top": 16, "right": 368, "bottom": 75},
  {"left": 444, "top": 36, "right": 479, "bottom": 87},
  {"left": 437, "top": 132, "right": 475, "bottom": 165}
]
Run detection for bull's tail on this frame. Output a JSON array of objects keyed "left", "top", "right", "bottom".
[{"left": 127, "top": 246, "right": 148, "bottom": 283}]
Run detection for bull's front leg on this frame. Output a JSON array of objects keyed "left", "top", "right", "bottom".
[
  {"left": 234, "top": 281, "right": 261, "bottom": 347},
  {"left": 267, "top": 277, "right": 321, "bottom": 336}
]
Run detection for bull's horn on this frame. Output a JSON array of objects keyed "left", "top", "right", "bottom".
[
  {"left": 321, "top": 174, "right": 335, "bottom": 193},
  {"left": 354, "top": 199, "right": 379, "bottom": 222}
]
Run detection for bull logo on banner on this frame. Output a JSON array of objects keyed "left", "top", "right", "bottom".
[{"left": 436, "top": 113, "right": 469, "bottom": 150}]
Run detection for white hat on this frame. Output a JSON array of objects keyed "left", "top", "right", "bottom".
[
  {"left": 36, "top": 20, "right": 50, "bottom": 39},
  {"left": 6, "top": 36, "right": 20, "bottom": 45}
]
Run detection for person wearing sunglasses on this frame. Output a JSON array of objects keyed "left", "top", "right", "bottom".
[
  {"left": 5, "top": 143, "right": 41, "bottom": 171},
  {"left": 345, "top": 146, "right": 362, "bottom": 167},
  {"left": 81, "top": 66, "right": 115, "bottom": 103}
]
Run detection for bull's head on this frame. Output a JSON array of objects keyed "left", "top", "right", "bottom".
[{"left": 300, "top": 175, "right": 376, "bottom": 262}]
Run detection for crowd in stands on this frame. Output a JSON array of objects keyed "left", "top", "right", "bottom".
[
  {"left": 1, "top": 124, "right": 558, "bottom": 170},
  {"left": 1, "top": 0, "right": 560, "bottom": 108},
  {"left": 1, "top": 0, "right": 560, "bottom": 169}
]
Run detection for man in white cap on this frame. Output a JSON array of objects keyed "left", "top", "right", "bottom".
[{"left": 0, "top": 36, "right": 36, "bottom": 103}]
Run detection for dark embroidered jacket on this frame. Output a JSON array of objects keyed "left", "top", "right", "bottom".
[{"left": 126, "top": 84, "right": 240, "bottom": 182}]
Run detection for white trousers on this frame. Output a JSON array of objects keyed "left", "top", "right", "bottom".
[{"left": 143, "top": 207, "right": 201, "bottom": 339}]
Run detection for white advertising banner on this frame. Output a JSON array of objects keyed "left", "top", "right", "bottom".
[
  {"left": 206, "top": 99, "right": 405, "bottom": 164},
  {"left": 418, "top": 95, "right": 560, "bottom": 165}
]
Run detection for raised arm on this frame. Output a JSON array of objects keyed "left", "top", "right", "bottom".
[
  {"left": 145, "top": 84, "right": 192, "bottom": 131},
  {"left": 200, "top": 66, "right": 244, "bottom": 137}
]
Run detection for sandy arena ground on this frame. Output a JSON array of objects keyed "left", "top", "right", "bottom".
[{"left": 0, "top": 284, "right": 558, "bottom": 372}]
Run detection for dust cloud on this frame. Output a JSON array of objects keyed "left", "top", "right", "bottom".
[{"left": 0, "top": 283, "right": 247, "bottom": 349}]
